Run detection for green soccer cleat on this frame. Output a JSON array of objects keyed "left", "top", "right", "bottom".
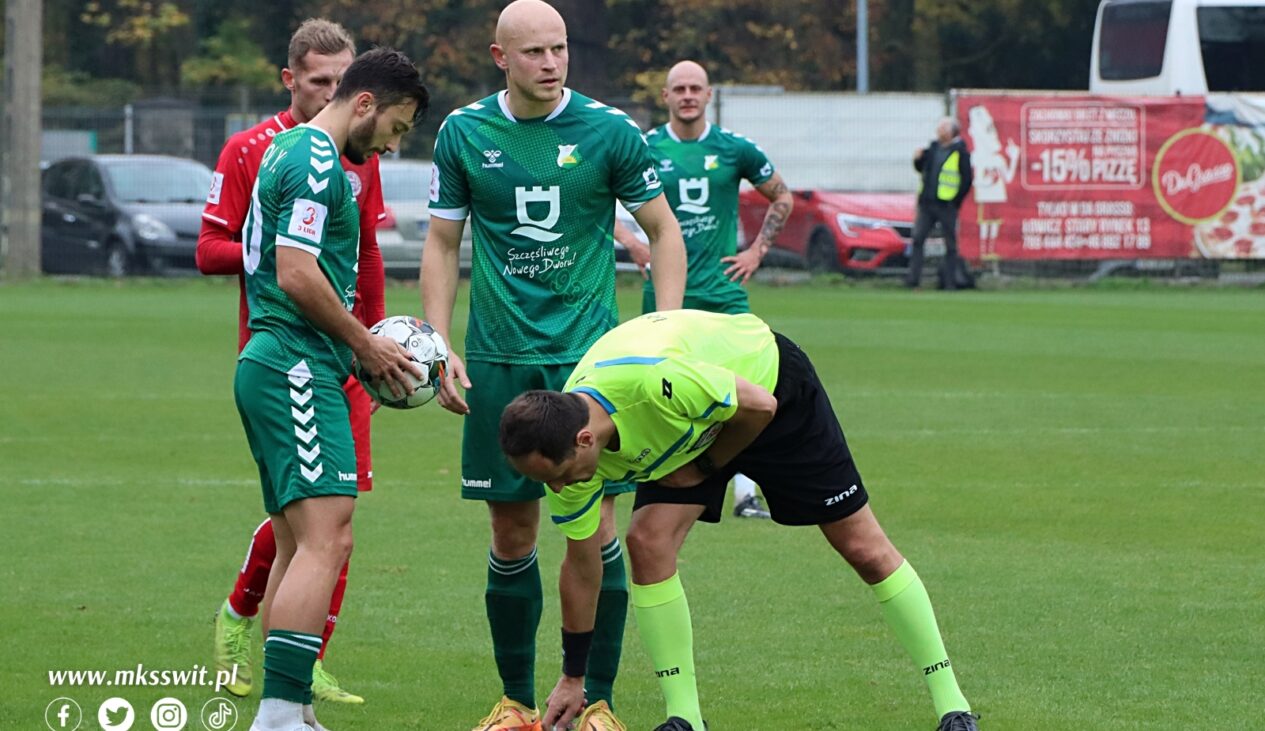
[
  {"left": 311, "top": 659, "right": 364, "bottom": 705},
  {"left": 213, "top": 599, "right": 254, "bottom": 697}
]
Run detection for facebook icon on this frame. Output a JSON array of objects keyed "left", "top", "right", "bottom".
[{"left": 44, "top": 697, "right": 82, "bottom": 730}]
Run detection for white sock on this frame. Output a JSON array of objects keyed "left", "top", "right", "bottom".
[
  {"left": 303, "top": 704, "right": 328, "bottom": 731},
  {"left": 254, "top": 698, "right": 302, "bottom": 729},
  {"left": 223, "top": 600, "right": 246, "bottom": 621},
  {"left": 733, "top": 473, "right": 757, "bottom": 502}
]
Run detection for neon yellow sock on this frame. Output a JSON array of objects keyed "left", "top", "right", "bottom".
[
  {"left": 630, "top": 573, "right": 704, "bottom": 729},
  {"left": 872, "top": 561, "right": 971, "bottom": 718}
]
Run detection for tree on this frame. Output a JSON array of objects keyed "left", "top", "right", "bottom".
[
  {"left": 80, "top": 0, "right": 194, "bottom": 90},
  {"left": 181, "top": 17, "right": 280, "bottom": 92}
]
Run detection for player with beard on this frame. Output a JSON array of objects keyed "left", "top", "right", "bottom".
[
  {"left": 232, "top": 48, "right": 428, "bottom": 731},
  {"left": 201, "top": 19, "right": 384, "bottom": 706}
]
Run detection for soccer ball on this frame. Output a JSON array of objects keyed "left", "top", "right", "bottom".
[{"left": 356, "top": 316, "right": 448, "bottom": 409}]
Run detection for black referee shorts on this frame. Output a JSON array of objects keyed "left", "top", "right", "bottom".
[{"left": 633, "top": 332, "right": 869, "bottom": 526}]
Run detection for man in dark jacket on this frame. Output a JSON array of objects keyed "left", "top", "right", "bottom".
[{"left": 907, "top": 117, "right": 973, "bottom": 289}]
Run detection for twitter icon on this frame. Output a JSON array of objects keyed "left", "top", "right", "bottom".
[{"left": 98, "top": 697, "right": 135, "bottom": 731}]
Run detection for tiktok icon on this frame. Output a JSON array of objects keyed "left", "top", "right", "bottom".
[{"left": 200, "top": 697, "right": 239, "bottom": 731}]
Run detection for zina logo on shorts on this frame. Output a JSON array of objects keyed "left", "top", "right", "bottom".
[{"left": 512, "top": 186, "right": 562, "bottom": 242}]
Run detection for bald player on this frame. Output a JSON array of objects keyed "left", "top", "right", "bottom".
[
  {"left": 420, "top": 1, "right": 686, "bottom": 729},
  {"left": 618, "top": 60, "right": 794, "bottom": 521}
]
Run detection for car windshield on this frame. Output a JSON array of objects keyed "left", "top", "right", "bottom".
[
  {"left": 103, "top": 159, "right": 213, "bottom": 204},
  {"left": 380, "top": 163, "right": 432, "bottom": 202}
]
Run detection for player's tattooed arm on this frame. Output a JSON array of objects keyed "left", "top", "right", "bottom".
[
  {"left": 752, "top": 174, "right": 793, "bottom": 259},
  {"left": 723, "top": 173, "right": 792, "bottom": 283}
]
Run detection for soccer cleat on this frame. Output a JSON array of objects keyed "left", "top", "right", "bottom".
[
  {"left": 732, "top": 494, "right": 771, "bottom": 519},
  {"left": 311, "top": 660, "right": 364, "bottom": 705},
  {"left": 574, "top": 700, "right": 627, "bottom": 731},
  {"left": 471, "top": 696, "right": 542, "bottom": 731},
  {"left": 936, "top": 710, "right": 981, "bottom": 731},
  {"left": 652, "top": 718, "right": 706, "bottom": 731},
  {"left": 214, "top": 599, "right": 254, "bottom": 697}
]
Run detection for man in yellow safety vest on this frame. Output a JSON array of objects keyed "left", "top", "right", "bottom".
[{"left": 907, "top": 117, "right": 974, "bottom": 290}]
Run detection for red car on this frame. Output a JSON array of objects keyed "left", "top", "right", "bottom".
[{"left": 739, "top": 189, "right": 942, "bottom": 273}]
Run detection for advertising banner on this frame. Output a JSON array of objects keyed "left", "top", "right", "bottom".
[{"left": 957, "top": 93, "right": 1265, "bottom": 260}]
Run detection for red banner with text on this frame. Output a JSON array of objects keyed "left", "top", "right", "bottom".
[{"left": 958, "top": 94, "right": 1265, "bottom": 260}]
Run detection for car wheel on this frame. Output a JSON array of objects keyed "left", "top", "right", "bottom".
[
  {"left": 103, "top": 241, "right": 132, "bottom": 278},
  {"left": 807, "top": 229, "right": 839, "bottom": 272}
]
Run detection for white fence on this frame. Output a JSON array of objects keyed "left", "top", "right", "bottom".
[{"left": 708, "top": 88, "right": 947, "bottom": 192}]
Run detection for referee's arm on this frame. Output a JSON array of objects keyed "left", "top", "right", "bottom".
[{"left": 700, "top": 375, "right": 777, "bottom": 469}]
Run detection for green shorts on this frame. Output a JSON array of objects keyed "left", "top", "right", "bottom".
[
  {"left": 462, "top": 359, "right": 636, "bottom": 502},
  {"left": 235, "top": 358, "right": 359, "bottom": 514}
]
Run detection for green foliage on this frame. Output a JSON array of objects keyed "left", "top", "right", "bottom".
[
  {"left": 42, "top": 64, "right": 142, "bottom": 106},
  {"left": 80, "top": 0, "right": 191, "bottom": 46},
  {"left": 180, "top": 17, "right": 280, "bottom": 91},
  {"left": 2, "top": 279, "right": 1263, "bottom": 729}
]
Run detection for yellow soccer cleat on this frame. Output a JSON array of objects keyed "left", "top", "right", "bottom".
[
  {"left": 472, "top": 696, "right": 542, "bottom": 731},
  {"left": 575, "top": 700, "right": 627, "bottom": 731},
  {"left": 213, "top": 599, "right": 254, "bottom": 697},
  {"left": 311, "top": 659, "right": 364, "bottom": 705}
]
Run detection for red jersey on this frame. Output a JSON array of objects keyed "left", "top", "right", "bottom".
[{"left": 197, "top": 110, "right": 387, "bottom": 351}]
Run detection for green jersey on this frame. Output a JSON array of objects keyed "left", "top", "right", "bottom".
[
  {"left": 643, "top": 122, "right": 774, "bottom": 312},
  {"left": 548, "top": 309, "right": 780, "bottom": 539},
  {"left": 430, "top": 88, "right": 664, "bottom": 364},
  {"left": 240, "top": 125, "right": 360, "bottom": 384}
]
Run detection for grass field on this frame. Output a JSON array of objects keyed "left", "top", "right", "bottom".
[{"left": 2, "top": 276, "right": 1262, "bottom": 730}]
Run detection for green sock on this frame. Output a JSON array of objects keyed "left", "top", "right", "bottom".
[
  {"left": 585, "top": 538, "right": 628, "bottom": 707},
  {"left": 486, "top": 547, "right": 542, "bottom": 708},
  {"left": 872, "top": 560, "right": 971, "bottom": 718},
  {"left": 262, "top": 629, "right": 321, "bottom": 704},
  {"left": 631, "top": 573, "right": 703, "bottom": 729}
]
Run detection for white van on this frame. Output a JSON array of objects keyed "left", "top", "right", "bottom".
[{"left": 1090, "top": 0, "right": 1265, "bottom": 94}]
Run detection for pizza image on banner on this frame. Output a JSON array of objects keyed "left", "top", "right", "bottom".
[{"left": 1191, "top": 99, "right": 1265, "bottom": 258}]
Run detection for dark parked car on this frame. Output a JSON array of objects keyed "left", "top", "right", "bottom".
[{"left": 41, "top": 155, "right": 213, "bottom": 276}]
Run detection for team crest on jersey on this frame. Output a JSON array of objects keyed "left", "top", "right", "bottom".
[
  {"left": 345, "top": 170, "right": 363, "bottom": 197},
  {"left": 704, "top": 155, "right": 720, "bottom": 171},
  {"left": 556, "top": 144, "right": 580, "bottom": 168},
  {"left": 482, "top": 149, "right": 504, "bottom": 169}
]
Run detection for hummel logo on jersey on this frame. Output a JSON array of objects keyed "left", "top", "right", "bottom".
[
  {"left": 826, "top": 484, "right": 859, "bottom": 506},
  {"left": 511, "top": 186, "right": 562, "bottom": 242},
  {"left": 557, "top": 144, "right": 579, "bottom": 168},
  {"left": 662, "top": 379, "right": 673, "bottom": 398},
  {"left": 482, "top": 149, "right": 503, "bottom": 169},
  {"left": 659, "top": 159, "right": 674, "bottom": 172},
  {"left": 704, "top": 154, "right": 720, "bottom": 171}
]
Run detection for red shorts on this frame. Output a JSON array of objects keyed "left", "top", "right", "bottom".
[{"left": 343, "top": 376, "right": 374, "bottom": 491}]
